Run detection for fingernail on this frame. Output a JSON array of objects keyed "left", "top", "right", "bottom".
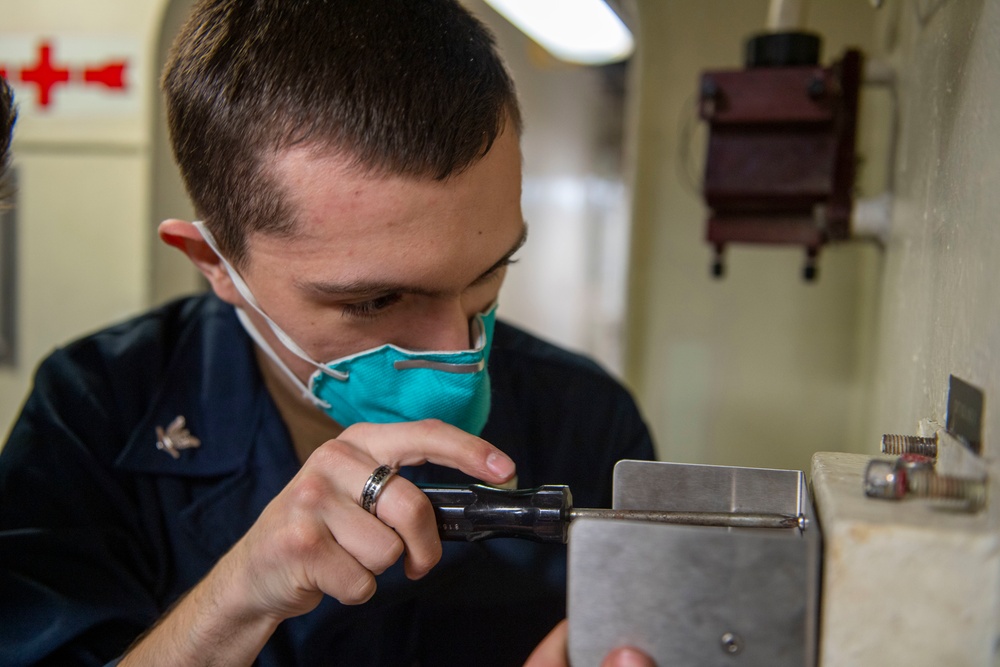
[{"left": 486, "top": 451, "right": 515, "bottom": 479}]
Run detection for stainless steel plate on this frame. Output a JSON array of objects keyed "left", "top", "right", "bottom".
[{"left": 567, "top": 460, "right": 821, "bottom": 666}]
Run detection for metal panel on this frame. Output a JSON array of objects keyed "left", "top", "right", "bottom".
[
  {"left": 612, "top": 459, "right": 805, "bottom": 515},
  {"left": 568, "top": 460, "right": 820, "bottom": 666}
]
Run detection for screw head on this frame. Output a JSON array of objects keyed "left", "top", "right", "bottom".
[
  {"left": 721, "top": 632, "right": 743, "bottom": 655},
  {"left": 808, "top": 76, "right": 826, "bottom": 98},
  {"left": 865, "top": 459, "right": 905, "bottom": 499},
  {"left": 701, "top": 77, "right": 719, "bottom": 99}
]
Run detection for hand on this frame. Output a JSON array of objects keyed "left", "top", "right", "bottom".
[
  {"left": 525, "top": 619, "right": 656, "bottom": 667},
  {"left": 121, "top": 419, "right": 515, "bottom": 666},
  {"left": 226, "top": 419, "right": 517, "bottom": 619}
]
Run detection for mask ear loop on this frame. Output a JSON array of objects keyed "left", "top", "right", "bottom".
[
  {"left": 192, "top": 221, "right": 349, "bottom": 395},
  {"left": 232, "top": 308, "right": 332, "bottom": 408}
]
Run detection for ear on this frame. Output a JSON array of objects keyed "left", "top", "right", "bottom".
[{"left": 158, "top": 219, "right": 241, "bottom": 305}]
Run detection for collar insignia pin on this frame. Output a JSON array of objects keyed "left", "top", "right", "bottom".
[{"left": 155, "top": 416, "right": 201, "bottom": 460}]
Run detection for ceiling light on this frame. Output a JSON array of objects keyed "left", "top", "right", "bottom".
[{"left": 484, "top": 0, "right": 635, "bottom": 65}]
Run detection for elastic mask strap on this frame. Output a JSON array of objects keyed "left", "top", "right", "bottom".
[
  {"left": 234, "top": 308, "right": 331, "bottom": 409},
  {"left": 193, "top": 220, "right": 348, "bottom": 382}
]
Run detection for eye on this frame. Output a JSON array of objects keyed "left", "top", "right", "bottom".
[
  {"left": 472, "top": 256, "right": 519, "bottom": 287},
  {"left": 340, "top": 293, "right": 404, "bottom": 320}
]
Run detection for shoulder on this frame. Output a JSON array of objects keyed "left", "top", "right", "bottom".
[
  {"left": 490, "top": 320, "right": 626, "bottom": 395},
  {"left": 488, "top": 319, "right": 648, "bottom": 432},
  {"left": 491, "top": 320, "right": 613, "bottom": 380},
  {"left": 486, "top": 320, "right": 655, "bottom": 504},
  {"left": 6, "top": 293, "right": 257, "bottom": 477},
  {"left": 24, "top": 294, "right": 239, "bottom": 445},
  {"left": 51, "top": 293, "right": 233, "bottom": 372},
  {"left": 33, "top": 294, "right": 239, "bottom": 401}
]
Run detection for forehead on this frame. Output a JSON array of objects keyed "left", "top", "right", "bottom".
[{"left": 252, "top": 128, "right": 524, "bottom": 286}]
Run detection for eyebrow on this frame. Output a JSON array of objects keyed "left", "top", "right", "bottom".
[
  {"left": 297, "top": 223, "right": 528, "bottom": 299},
  {"left": 470, "top": 224, "right": 528, "bottom": 285}
]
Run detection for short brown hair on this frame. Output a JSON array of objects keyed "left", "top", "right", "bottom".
[{"left": 162, "top": 0, "right": 521, "bottom": 268}]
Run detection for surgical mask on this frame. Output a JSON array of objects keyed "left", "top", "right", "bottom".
[{"left": 193, "top": 221, "right": 496, "bottom": 435}]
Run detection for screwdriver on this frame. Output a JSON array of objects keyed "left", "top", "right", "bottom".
[{"left": 422, "top": 484, "right": 807, "bottom": 544}]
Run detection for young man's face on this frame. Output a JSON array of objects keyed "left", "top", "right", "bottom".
[{"left": 231, "top": 125, "right": 525, "bottom": 383}]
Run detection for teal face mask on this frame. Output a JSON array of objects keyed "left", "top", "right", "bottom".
[
  {"left": 309, "top": 307, "right": 495, "bottom": 433},
  {"left": 194, "top": 221, "right": 495, "bottom": 435}
]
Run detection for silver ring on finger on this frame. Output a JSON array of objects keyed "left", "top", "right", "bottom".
[{"left": 360, "top": 464, "right": 396, "bottom": 515}]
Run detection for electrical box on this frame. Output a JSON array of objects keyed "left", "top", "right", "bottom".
[{"left": 699, "top": 33, "right": 862, "bottom": 280}]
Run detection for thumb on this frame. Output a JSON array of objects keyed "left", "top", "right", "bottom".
[{"left": 602, "top": 647, "right": 656, "bottom": 667}]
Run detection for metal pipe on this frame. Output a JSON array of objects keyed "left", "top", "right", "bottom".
[{"left": 767, "top": 0, "right": 807, "bottom": 32}]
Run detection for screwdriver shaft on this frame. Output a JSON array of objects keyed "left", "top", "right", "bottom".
[{"left": 568, "top": 507, "right": 805, "bottom": 530}]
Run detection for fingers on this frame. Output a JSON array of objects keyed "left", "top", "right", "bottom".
[
  {"left": 298, "top": 421, "right": 492, "bottom": 584},
  {"left": 337, "top": 419, "right": 516, "bottom": 486},
  {"left": 330, "top": 420, "right": 516, "bottom": 579},
  {"left": 372, "top": 477, "right": 442, "bottom": 579},
  {"left": 523, "top": 619, "right": 569, "bottom": 667},
  {"left": 235, "top": 502, "right": 380, "bottom": 615},
  {"left": 288, "top": 522, "right": 379, "bottom": 607},
  {"left": 327, "top": 503, "right": 406, "bottom": 576},
  {"left": 290, "top": 451, "right": 407, "bottom": 577},
  {"left": 601, "top": 647, "right": 656, "bottom": 667},
  {"left": 306, "top": 443, "right": 443, "bottom": 580},
  {"left": 523, "top": 619, "right": 656, "bottom": 667},
  {"left": 235, "top": 419, "right": 516, "bottom": 619}
]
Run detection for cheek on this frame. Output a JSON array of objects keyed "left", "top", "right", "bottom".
[
  {"left": 262, "top": 295, "right": 382, "bottom": 361},
  {"left": 298, "top": 318, "right": 391, "bottom": 361}
]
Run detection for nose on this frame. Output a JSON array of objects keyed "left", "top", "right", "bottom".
[{"left": 409, "top": 299, "right": 477, "bottom": 352}]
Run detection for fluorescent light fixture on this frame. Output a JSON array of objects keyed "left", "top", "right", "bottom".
[{"left": 484, "top": 0, "right": 635, "bottom": 65}]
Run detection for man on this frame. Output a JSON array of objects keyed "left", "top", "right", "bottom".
[{"left": 0, "top": 1, "right": 653, "bottom": 665}]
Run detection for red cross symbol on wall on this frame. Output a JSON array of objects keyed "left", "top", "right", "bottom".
[
  {"left": 20, "top": 43, "right": 69, "bottom": 108},
  {"left": 0, "top": 40, "right": 128, "bottom": 110}
]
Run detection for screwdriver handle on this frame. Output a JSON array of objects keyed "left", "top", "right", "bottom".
[{"left": 422, "top": 484, "right": 572, "bottom": 543}]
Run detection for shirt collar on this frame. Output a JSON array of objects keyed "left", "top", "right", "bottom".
[{"left": 115, "top": 296, "right": 268, "bottom": 477}]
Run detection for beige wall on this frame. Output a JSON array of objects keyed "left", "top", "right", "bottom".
[
  {"left": 0, "top": 0, "right": 168, "bottom": 435},
  {"left": 868, "top": 0, "right": 1000, "bottom": 453},
  {"left": 150, "top": 0, "right": 201, "bottom": 307},
  {"left": 625, "top": 1, "right": 882, "bottom": 473}
]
